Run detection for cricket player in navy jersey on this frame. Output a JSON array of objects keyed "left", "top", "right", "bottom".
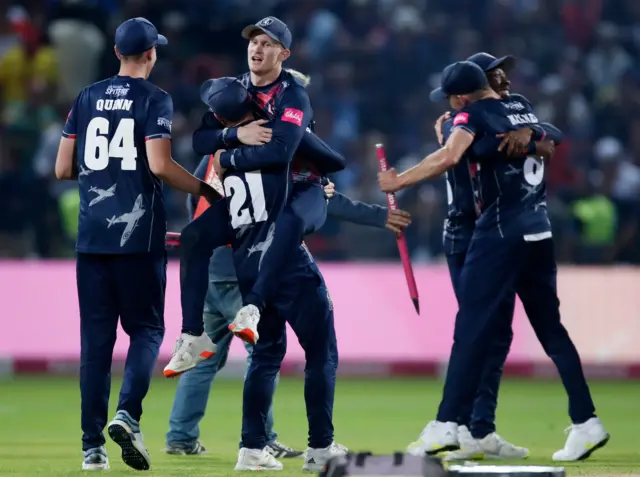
[
  {"left": 164, "top": 17, "right": 349, "bottom": 471},
  {"left": 188, "top": 19, "right": 354, "bottom": 348},
  {"left": 190, "top": 74, "right": 410, "bottom": 350},
  {"left": 54, "top": 17, "right": 220, "bottom": 471},
  {"left": 164, "top": 154, "right": 409, "bottom": 459},
  {"left": 380, "top": 61, "right": 609, "bottom": 461},
  {"left": 407, "top": 53, "right": 561, "bottom": 461}
]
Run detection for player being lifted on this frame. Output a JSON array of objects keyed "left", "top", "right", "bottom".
[
  {"left": 165, "top": 17, "right": 348, "bottom": 471},
  {"left": 187, "top": 18, "right": 352, "bottom": 348},
  {"left": 380, "top": 61, "right": 608, "bottom": 461},
  {"left": 54, "top": 17, "right": 219, "bottom": 471},
  {"left": 163, "top": 78, "right": 411, "bottom": 459}
]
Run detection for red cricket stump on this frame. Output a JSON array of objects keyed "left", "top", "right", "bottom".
[{"left": 375, "top": 143, "right": 420, "bottom": 314}]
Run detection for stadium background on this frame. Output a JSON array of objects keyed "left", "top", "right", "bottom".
[
  {"left": 1, "top": 0, "right": 640, "bottom": 377},
  {"left": 0, "top": 1, "right": 639, "bottom": 474}
]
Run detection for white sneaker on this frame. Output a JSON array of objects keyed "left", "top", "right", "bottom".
[
  {"left": 552, "top": 417, "right": 609, "bottom": 461},
  {"left": 107, "top": 414, "right": 150, "bottom": 471},
  {"left": 82, "top": 446, "right": 110, "bottom": 470},
  {"left": 234, "top": 447, "right": 283, "bottom": 471},
  {"left": 302, "top": 442, "right": 348, "bottom": 472},
  {"left": 480, "top": 432, "right": 529, "bottom": 459},
  {"left": 229, "top": 305, "right": 260, "bottom": 345},
  {"left": 442, "top": 426, "right": 484, "bottom": 461},
  {"left": 163, "top": 332, "right": 216, "bottom": 378},
  {"left": 407, "top": 421, "right": 458, "bottom": 456}
]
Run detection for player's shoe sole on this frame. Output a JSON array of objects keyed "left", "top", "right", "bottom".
[
  {"left": 234, "top": 463, "right": 283, "bottom": 471},
  {"left": 82, "top": 463, "right": 110, "bottom": 470},
  {"left": 82, "top": 460, "right": 110, "bottom": 470},
  {"left": 423, "top": 444, "right": 460, "bottom": 456},
  {"left": 228, "top": 324, "right": 258, "bottom": 345},
  {"left": 574, "top": 434, "right": 610, "bottom": 461},
  {"left": 108, "top": 421, "right": 150, "bottom": 471}
]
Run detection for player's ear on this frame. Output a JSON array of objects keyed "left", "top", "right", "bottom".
[
  {"left": 114, "top": 46, "right": 121, "bottom": 61},
  {"left": 279, "top": 48, "right": 291, "bottom": 62},
  {"left": 144, "top": 47, "right": 155, "bottom": 63}
]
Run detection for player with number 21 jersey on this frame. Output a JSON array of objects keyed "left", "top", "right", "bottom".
[{"left": 63, "top": 77, "right": 172, "bottom": 253}]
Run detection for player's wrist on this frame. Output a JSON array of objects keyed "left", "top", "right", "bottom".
[
  {"left": 525, "top": 141, "right": 537, "bottom": 154},
  {"left": 222, "top": 127, "right": 238, "bottom": 146},
  {"left": 529, "top": 125, "right": 543, "bottom": 141},
  {"left": 219, "top": 151, "right": 235, "bottom": 170}
]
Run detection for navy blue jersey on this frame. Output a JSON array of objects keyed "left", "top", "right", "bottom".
[
  {"left": 442, "top": 118, "right": 477, "bottom": 255},
  {"left": 453, "top": 97, "right": 552, "bottom": 240},
  {"left": 217, "top": 71, "right": 314, "bottom": 287},
  {"left": 63, "top": 76, "right": 172, "bottom": 254}
]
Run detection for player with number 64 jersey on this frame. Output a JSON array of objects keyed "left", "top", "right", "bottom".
[{"left": 54, "top": 17, "right": 220, "bottom": 473}]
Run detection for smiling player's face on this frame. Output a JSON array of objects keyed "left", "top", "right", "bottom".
[
  {"left": 248, "top": 33, "right": 287, "bottom": 75},
  {"left": 486, "top": 67, "right": 510, "bottom": 98}
]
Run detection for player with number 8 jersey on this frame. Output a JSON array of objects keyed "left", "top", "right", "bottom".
[{"left": 55, "top": 17, "right": 220, "bottom": 472}]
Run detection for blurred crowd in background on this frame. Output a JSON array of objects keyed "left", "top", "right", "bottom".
[{"left": 1, "top": 0, "right": 639, "bottom": 263}]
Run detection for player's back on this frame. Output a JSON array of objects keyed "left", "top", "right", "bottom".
[
  {"left": 66, "top": 76, "right": 171, "bottom": 254},
  {"left": 454, "top": 97, "right": 550, "bottom": 239},
  {"left": 224, "top": 164, "right": 293, "bottom": 292},
  {"left": 225, "top": 69, "right": 316, "bottom": 290}
]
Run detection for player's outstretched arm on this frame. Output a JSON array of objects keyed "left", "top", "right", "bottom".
[
  {"left": 378, "top": 128, "right": 473, "bottom": 193},
  {"left": 218, "top": 87, "right": 312, "bottom": 172},
  {"left": 146, "top": 92, "right": 220, "bottom": 203},
  {"left": 146, "top": 138, "right": 220, "bottom": 203},
  {"left": 327, "top": 191, "right": 411, "bottom": 233}
]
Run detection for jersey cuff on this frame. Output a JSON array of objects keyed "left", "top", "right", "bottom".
[
  {"left": 453, "top": 125, "right": 475, "bottom": 136},
  {"left": 145, "top": 133, "right": 172, "bottom": 141},
  {"left": 223, "top": 127, "right": 239, "bottom": 146},
  {"left": 219, "top": 151, "right": 235, "bottom": 170},
  {"left": 62, "top": 131, "right": 76, "bottom": 139}
]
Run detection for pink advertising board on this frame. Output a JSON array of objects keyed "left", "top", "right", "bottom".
[{"left": 1, "top": 261, "right": 639, "bottom": 368}]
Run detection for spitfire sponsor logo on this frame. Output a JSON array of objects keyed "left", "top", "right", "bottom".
[
  {"left": 105, "top": 85, "right": 129, "bottom": 96},
  {"left": 157, "top": 117, "right": 172, "bottom": 131}
]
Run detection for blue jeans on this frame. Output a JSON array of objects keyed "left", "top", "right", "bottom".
[{"left": 166, "top": 280, "right": 278, "bottom": 448}]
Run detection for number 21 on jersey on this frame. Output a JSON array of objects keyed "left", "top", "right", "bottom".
[
  {"left": 223, "top": 172, "right": 268, "bottom": 229},
  {"left": 84, "top": 117, "right": 137, "bottom": 171}
]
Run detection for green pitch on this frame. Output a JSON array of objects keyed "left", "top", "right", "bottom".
[{"left": 0, "top": 376, "right": 637, "bottom": 476}]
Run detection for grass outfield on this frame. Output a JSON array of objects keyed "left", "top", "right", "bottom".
[{"left": 0, "top": 376, "right": 637, "bottom": 476}]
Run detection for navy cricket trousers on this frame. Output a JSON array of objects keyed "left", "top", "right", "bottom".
[
  {"left": 241, "top": 264, "right": 338, "bottom": 450},
  {"left": 246, "top": 183, "right": 327, "bottom": 310},
  {"left": 179, "top": 201, "right": 232, "bottom": 335},
  {"left": 446, "top": 252, "right": 514, "bottom": 438},
  {"left": 437, "top": 237, "right": 596, "bottom": 429},
  {"left": 76, "top": 252, "right": 166, "bottom": 451}
]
